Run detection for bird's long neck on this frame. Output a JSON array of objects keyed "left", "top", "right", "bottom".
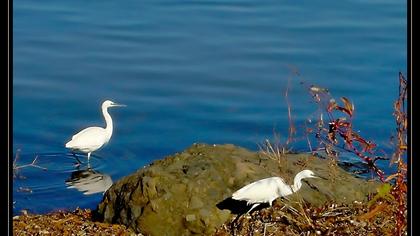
[
  {"left": 291, "top": 173, "right": 304, "bottom": 193},
  {"left": 102, "top": 106, "right": 113, "bottom": 139}
]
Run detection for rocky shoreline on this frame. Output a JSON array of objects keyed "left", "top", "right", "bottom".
[{"left": 13, "top": 143, "right": 387, "bottom": 235}]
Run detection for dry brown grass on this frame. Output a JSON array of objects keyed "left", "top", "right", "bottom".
[{"left": 214, "top": 199, "right": 402, "bottom": 236}]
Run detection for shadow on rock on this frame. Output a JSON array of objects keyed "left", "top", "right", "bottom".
[{"left": 216, "top": 197, "right": 270, "bottom": 215}]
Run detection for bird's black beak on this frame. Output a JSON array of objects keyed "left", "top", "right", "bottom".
[{"left": 314, "top": 175, "right": 328, "bottom": 180}]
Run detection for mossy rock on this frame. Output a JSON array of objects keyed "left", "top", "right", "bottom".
[{"left": 96, "top": 143, "right": 379, "bottom": 235}]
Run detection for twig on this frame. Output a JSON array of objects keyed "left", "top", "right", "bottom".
[
  {"left": 14, "top": 155, "right": 47, "bottom": 171},
  {"left": 13, "top": 152, "right": 48, "bottom": 179}
]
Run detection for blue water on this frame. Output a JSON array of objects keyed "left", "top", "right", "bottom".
[{"left": 13, "top": 0, "right": 407, "bottom": 215}]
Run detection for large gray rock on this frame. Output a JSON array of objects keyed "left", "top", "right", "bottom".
[{"left": 95, "top": 143, "right": 378, "bottom": 235}]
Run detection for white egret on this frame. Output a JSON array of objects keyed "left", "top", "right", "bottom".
[
  {"left": 232, "top": 169, "right": 320, "bottom": 214},
  {"left": 65, "top": 100, "right": 126, "bottom": 162}
]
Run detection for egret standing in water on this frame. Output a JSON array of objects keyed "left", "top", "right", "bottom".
[
  {"left": 65, "top": 100, "right": 126, "bottom": 162},
  {"left": 232, "top": 169, "right": 320, "bottom": 214}
]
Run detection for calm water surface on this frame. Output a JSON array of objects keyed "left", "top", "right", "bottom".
[{"left": 13, "top": 0, "right": 407, "bottom": 215}]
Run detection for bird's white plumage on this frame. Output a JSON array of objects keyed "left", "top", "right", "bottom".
[
  {"left": 66, "top": 127, "right": 109, "bottom": 153},
  {"left": 65, "top": 100, "right": 125, "bottom": 161},
  {"left": 232, "top": 177, "right": 289, "bottom": 206},
  {"left": 232, "top": 170, "right": 319, "bottom": 214},
  {"left": 71, "top": 126, "right": 108, "bottom": 141}
]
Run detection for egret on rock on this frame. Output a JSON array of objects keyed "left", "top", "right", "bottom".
[
  {"left": 232, "top": 169, "right": 320, "bottom": 214},
  {"left": 65, "top": 100, "right": 126, "bottom": 162}
]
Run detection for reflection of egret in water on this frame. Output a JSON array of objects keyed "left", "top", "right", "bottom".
[{"left": 65, "top": 167, "right": 113, "bottom": 195}]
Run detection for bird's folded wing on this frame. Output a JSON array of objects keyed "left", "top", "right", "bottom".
[
  {"left": 232, "top": 177, "right": 284, "bottom": 203},
  {"left": 71, "top": 126, "right": 103, "bottom": 140}
]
